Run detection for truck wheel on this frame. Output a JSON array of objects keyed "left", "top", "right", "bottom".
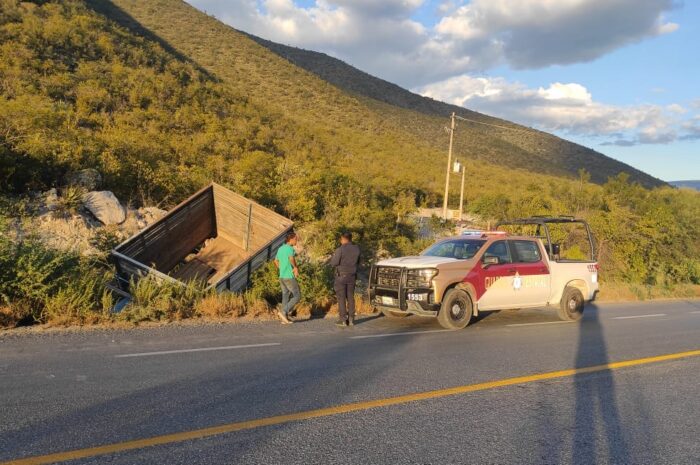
[
  {"left": 558, "top": 286, "right": 585, "bottom": 321},
  {"left": 437, "top": 289, "right": 473, "bottom": 330},
  {"left": 381, "top": 308, "right": 408, "bottom": 318}
]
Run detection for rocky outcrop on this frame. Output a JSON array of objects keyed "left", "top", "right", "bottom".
[{"left": 82, "top": 191, "right": 126, "bottom": 225}]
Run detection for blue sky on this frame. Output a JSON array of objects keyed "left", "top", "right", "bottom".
[{"left": 190, "top": 0, "right": 699, "bottom": 181}]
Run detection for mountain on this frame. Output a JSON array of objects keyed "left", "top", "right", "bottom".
[
  {"left": 670, "top": 180, "right": 700, "bottom": 190},
  {"left": 87, "top": 0, "right": 664, "bottom": 189}
]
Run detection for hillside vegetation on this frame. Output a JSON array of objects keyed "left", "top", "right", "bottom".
[
  {"left": 0, "top": 0, "right": 698, "bottom": 327},
  {"left": 89, "top": 0, "right": 663, "bottom": 188},
  {"left": 250, "top": 34, "right": 663, "bottom": 188}
]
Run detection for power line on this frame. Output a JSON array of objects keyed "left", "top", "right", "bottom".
[
  {"left": 453, "top": 114, "right": 534, "bottom": 133},
  {"left": 441, "top": 112, "right": 534, "bottom": 220}
]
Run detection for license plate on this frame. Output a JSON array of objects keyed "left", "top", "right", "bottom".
[{"left": 381, "top": 296, "right": 394, "bottom": 305}]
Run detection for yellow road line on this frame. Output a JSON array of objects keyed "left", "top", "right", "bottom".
[{"left": 3, "top": 349, "right": 699, "bottom": 465}]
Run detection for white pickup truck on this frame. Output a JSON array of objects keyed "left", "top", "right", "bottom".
[{"left": 369, "top": 217, "right": 599, "bottom": 329}]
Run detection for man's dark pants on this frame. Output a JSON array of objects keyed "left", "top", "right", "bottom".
[{"left": 334, "top": 274, "right": 356, "bottom": 321}]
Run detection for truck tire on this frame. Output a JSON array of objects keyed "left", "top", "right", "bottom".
[
  {"left": 381, "top": 308, "right": 409, "bottom": 318},
  {"left": 558, "top": 286, "right": 585, "bottom": 321},
  {"left": 437, "top": 289, "right": 473, "bottom": 330}
]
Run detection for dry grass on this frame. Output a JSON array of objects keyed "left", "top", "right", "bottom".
[
  {"left": 194, "top": 292, "right": 276, "bottom": 321},
  {"left": 598, "top": 282, "right": 700, "bottom": 302},
  {"left": 325, "top": 295, "right": 376, "bottom": 318},
  {"left": 0, "top": 305, "right": 21, "bottom": 329}
]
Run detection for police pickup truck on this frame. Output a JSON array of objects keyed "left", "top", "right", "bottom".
[{"left": 369, "top": 217, "right": 598, "bottom": 329}]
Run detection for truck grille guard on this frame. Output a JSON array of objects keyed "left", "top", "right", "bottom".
[{"left": 371, "top": 265, "right": 407, "bottom": 309}]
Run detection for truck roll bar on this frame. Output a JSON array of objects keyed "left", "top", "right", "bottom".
[{"left": 496, "top": 216, "right": 596, "bottom": 262}]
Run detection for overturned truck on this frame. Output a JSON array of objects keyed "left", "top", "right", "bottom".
[{"left": 111, "top": 183, "right": 293, "bottom": 293}]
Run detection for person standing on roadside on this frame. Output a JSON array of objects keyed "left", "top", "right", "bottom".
[
  {"left": 274, "top": 232, "right": 300, "bottom": 324},
  {"left": 330, "top": 232, "right": 361, "bottom": 327}
]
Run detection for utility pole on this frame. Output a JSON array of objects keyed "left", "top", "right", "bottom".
[
  {"left": 458, "top": 163, "right": 466, "bottom": 222},
  {"left": 439, "top": 113, "right": 528, "bottom": 221},
  {"left": 442, "top": 112, "right": 456, "bottom": 219}
]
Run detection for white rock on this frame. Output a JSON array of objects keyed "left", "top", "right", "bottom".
[{"left": 82, "top": 191, "right": 126, "bottom": 225}]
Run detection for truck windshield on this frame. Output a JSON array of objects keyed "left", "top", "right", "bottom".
[{"left": 421, "top": 239, "right": 486, "bottom": 259}]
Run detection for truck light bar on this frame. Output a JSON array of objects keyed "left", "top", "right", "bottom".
[{"left": 481, "top": 231, "right": 508, "bottom": 237}]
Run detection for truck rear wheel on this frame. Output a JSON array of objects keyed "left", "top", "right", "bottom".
[
  {"left": 437, "top": 289, "right": 473, "bottom": 330},
  {"left": 558, "top": 286, "right": 585, "bottom": 321}
]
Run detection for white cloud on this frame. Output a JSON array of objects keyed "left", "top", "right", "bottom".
[
  {"left": 681, "top": 116, "right": 700, "bottom": 141},
  {"left": 417, "top": 75, "right": 694, "bottom": 146},
  {"left": 187, "top": 0, "right": 694, "bottom": 147},
  {"left": 189, "top": 0, "right": 678, "bottom": 88},
  {"left": 435, "top": 0, "right": 678, "bottom": 69}
]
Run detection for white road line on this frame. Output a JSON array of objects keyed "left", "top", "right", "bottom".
[
  {"left": 689, "top": 310, "right": 700, "bottom": 314},
  {"left": 350, "top": 329, "right": 452, "bottom": 339},
  {"left": 114, "top": 343, "right": 281, "bottom": 358},
  {"left": 612, "top": 313, "right": 666, "bottom": 320},
  {"left": 506, "top": 321, "right": 574, "bottom": 327}
]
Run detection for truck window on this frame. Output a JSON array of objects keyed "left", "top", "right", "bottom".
[
  {"left": 422, "top": 239, "right": 486, "bottom": 259},
  {"left": 511, "top": 240, "right": 541, "bottom": 263},
  {"left": 483, "top": 240, "right": 511, "bottom": 264}
]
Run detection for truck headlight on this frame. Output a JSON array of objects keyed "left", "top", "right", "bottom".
[{"left": 406, "top": 268, "right": 438, "bottom": 288}]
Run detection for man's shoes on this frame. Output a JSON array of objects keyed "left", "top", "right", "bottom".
[
  {"left": 347, "top": 318, "right": 354, "bottom": 327},
  {"left": 278, "top": 311, "right": 292, "bottom": 324},
  {"left": 335, "top": 319, "right": 347, "bottom": 327}
]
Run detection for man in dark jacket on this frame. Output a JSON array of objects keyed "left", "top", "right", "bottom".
[{"left": 330, "top": 232, "right": 361, "bottom": 327}]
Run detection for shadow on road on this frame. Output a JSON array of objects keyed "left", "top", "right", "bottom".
[{"left": 572, "top": 304, "right": 629, "bottom": 464}]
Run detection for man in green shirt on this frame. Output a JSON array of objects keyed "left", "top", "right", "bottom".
[{"left": 274, "top": 231, "right": 300, "bottom": 324}]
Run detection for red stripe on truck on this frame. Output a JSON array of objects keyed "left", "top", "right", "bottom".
[{"left": 462, "top": 260, "right": 550, "bottom": 302}]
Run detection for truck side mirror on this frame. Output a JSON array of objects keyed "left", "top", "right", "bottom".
[
  {"left": 551, "top": 244, "right": 561, "bottom": 256},
  {"left": 482, "top": 256, "right": 499, "bottom": 267}
]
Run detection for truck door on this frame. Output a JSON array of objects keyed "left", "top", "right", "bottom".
[
  {"left": 508, "top": 239, "right": 551, "bottom": 306},
  {"left": 477, "top": 240, "right": 517, "bottom": 310}
]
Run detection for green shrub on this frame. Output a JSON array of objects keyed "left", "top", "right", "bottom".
[
  {"left": 42, "top": 266, "right": 109, "bottom": 325},
  {"left": 249, "top": 259, "right": 334, "bottom": 311},
  {"left": 0, "top": 215, "right": 113, "bottom": 325},
  {"left": 120, "top": 276, "right": 208, "bottom": 322}
]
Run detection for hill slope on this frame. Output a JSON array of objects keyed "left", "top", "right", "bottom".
[
  {"left": 89, "top": 0, "right": 663, "bottom": 188},
  {"left": 671, "top": 180, "right": 700, "bottom": 190}
]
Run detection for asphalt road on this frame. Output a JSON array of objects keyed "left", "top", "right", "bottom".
[{"left": 1, "top": 300, "right": 699, "bottom": 465}]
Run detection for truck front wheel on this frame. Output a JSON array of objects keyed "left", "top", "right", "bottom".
[
  {"left": 437, "top": 289, "right": 473, "bottom": 330},
  {"left": 558, "top": 286, "right": 585, "bottom": 321}
]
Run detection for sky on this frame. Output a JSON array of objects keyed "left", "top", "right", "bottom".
[{"left": 187, "top": 0, "right": 700, "bottom": 181}]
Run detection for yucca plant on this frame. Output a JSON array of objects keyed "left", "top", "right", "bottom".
[{"left": 53, "top": 185, "right": 85, "bottom": 217}]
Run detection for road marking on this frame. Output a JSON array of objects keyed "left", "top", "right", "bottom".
[
  {"left": 689, "top": 310, "right": 700, "bottom": 314},
  {"left": 5, "top": 348, "right": 699, "bottom": 465},
  {"left": 612, "top": 313, "right": 666, "bottom": 320},
  {"left": 506, "top": 321, "right": 574, "bottom": 327},
  {"left": 114, "top": 343, "right": 281, "bottom": 358},
  {"left": 349, "top": 329, "right": 452, "bottom": 339}
]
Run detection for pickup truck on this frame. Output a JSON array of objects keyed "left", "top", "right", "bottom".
[{"left": 369, "top": 217, "right": 599, "bottom": 329}]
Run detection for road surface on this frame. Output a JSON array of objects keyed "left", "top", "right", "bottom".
[{"left": 1, "top": 300, "right": 699, "bottom": 465}]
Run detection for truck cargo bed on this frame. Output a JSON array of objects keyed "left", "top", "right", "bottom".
[{"left": 111, "top": 183, "right": 293, "bottom": 293}]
